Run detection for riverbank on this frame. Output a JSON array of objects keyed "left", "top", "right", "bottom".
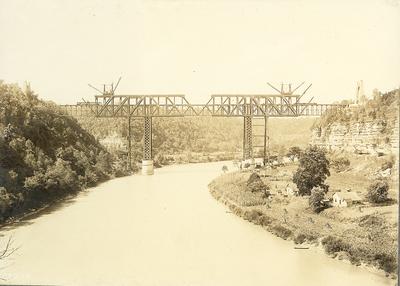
[{"left": 208, "top": 162, "right": 398, "bottom": 278}]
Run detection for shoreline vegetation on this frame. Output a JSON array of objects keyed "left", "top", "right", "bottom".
[
  {"left": 208, "top": 155, "right": 398, "bottom": 279},
  {"left": 0, "top": 82, "right": 132, "bottom": 226}
]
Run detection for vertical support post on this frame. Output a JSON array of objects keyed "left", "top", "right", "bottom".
[
  {"left": 142, "top": 116, "right": 154, "bottom": 175},
  {"left": 263, "top": 116, "right": 269, "bottom": 166},
  {"left": 243, "top": 116, "right": 253, "bottom": 162},
  {"left": 128, "top": 116, "right": 132, "bottom": 172},
  {"left": 242, "top": 117, "right": 246, "bottom": 160}
]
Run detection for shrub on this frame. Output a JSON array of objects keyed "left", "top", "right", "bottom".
[
  {"left": 112, "top": 158, "right": 129, "bottom": 177},
  {"left": 294, "top": 233, "right": 307, "bottom": 244},
  {"left": 374, "top": 253, "right": 397, "bottom": 273},
  {"left": 309, "top": 186, "right": 328, "bottom": 213},
  {"left": 154, "top": 153, "right": 168, "bottom": 166},
  {"left": 0, "top": 187, "right": 17, "bottom": 221},
  {"left": 286, "top": 146, "right": 302, "bottom": 161},
  {"left": 272, "top": 225, "right": 293, "bottom": 240},
  {"left": 246, "top": 209, "right": 264, "bottom": 223},
  {"left": 246, "top": 173, "right": 266, "bottom": 193},
  {"left": 349, "top": 254, "right": 361, "bottom": 265},
  {"left": 293, "top": 146, "right": 330, "bottom": 195},
  {"left": 259, "top": 214, "right": 272, "bottom": 226},
  {"left": 366, "top": 180, "right": 389, "bottom": 203},
  {"left": 330, "top": 157, "right": 350, "bottom": 172},
  {"left": 321, "top": 236, "right": 349, "bottom": 254},
  {"left": 381, "top": 159, "right": 393, "bottom": 171},
  {"left": 304, "top": 233, "right": 318, "bottom": 243},
  {"left": 358, "top": 214, "right": 384, "bottom": 228}
]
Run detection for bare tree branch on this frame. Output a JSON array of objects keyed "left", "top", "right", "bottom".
[{"left": 0, "top": 236, "right": 19, "bottom": 260}]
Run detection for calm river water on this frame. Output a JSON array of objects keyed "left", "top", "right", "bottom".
[{"left": 0, "top": 162, "right": 394, "bottom": 285}]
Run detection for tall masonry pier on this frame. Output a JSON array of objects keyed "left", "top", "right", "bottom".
[{"left": 60, "top": 82, "right": 346, "bottom": 175}]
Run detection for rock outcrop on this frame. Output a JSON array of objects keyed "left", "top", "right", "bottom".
[{"left": 312, "top": 115, "right": 399, "bottom": 155}]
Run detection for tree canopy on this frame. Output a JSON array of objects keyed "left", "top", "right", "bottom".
[
  {"left": 293, "top": 146, "right": 330, "bottom": 196},
  {"left": 366, "top": 180, "right": 389, "bottom": 204},
  {"left": 0, "top": 82, "right": 126, "bottom": 222}
]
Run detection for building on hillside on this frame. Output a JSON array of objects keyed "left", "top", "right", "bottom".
[
  {"left": 266, "top": 188, "right": 278, "bottom": 198},
  {"left": 282, "top": 156, "right": 293, "bottom": 164},
  {"left": 254, "top": 158, "right": 264, "bottom": 167},
  {"left": 332, "top": 191, "right": 362, "bottom": 207}
]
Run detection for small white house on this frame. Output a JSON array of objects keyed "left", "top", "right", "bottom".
[
  {"left": 266, "top": 188, "right": 278, "bottom": 198},
  {"left": 254, "top": 158, "right": 264, "bottom": 167},
  {"left": 332, "top": 191, "right": 362, "bottom": 207}
]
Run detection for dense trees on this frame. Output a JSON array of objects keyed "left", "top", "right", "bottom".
[
  {"left": 293, "top": 146, "right": 330, "bottom": 196},
  {"left": 77, "top": 114, "right": 243, "bottom": 165},
  {"left": 0, "top": 82, "right": 127, "bottom": 222}
]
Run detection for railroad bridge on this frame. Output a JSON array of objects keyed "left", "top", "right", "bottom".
[{"left": 60, "top": 83, "right": 345, "bottom": 175}]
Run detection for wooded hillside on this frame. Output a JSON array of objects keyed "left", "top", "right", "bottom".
[{"left": 0, "top": 82, "right": 126, "bottom": 222}]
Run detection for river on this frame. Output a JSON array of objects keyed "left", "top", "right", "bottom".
[{"left": 0, "top": 162, "right": 394, "bottom": 285}]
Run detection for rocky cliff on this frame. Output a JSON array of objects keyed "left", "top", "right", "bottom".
[{"left": 312, "top": 116, "right": 398, "bottom": 155}]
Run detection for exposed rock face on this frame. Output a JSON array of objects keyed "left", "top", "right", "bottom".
[{"left": 312, "top": 116, "right": 399, "bottom": 155}]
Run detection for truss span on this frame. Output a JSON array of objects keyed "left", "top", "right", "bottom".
[{"left": 59, "top": 94, "right": 346, "bottom": 118}]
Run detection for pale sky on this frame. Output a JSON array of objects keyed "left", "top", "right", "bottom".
[{"left": 0, "top": 0, "right": 399, "bottom": 105}]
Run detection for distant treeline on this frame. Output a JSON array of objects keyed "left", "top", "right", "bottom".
[
  {"left": 77, "top": 116, "right": 244, "bottom": 167},
  {"left": 0, "top": 82, "right": 128, "bottom": 223},
  {"left": 76, "top": 115, "right": 316, "bottom": 165}
]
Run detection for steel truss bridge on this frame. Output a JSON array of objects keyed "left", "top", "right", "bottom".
[{"left": 60, "top": 87, "right": 346, "bottom": 175}]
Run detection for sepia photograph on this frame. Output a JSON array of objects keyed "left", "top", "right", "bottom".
[{"left": 0, "top": 0, "right": 399, "bottom": 285}]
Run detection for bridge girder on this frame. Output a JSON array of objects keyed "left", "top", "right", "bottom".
[{"left": 59, "top": 94, "right": 346, "bottom": 118}]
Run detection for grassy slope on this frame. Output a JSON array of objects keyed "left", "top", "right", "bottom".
[{"left": 209, "top": 158, "right": 398, "bottom": 276}]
